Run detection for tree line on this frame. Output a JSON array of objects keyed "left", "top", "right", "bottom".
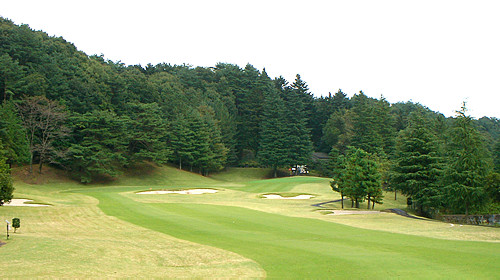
[{"left": 0, "top": 17, "right": 499, "bottom": 215}]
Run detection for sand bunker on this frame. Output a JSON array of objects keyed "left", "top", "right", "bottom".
[
  {"left": 262, "top": 194, "right": 314, "bottom": 200},
  {"left": 137, "top": 189, "right": 218, "bottom": 195},
  {"left": 328, "top": 210, "right": 381, "bottom": 215},
  {"left": 3, "top": 199, "right": 50, "bottom": 207}
]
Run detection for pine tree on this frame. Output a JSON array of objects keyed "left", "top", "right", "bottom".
[
  {"left": 391, "top": 110, "right": 442, "bottom": 216},
  {"left": 125, "top": 102, "right": 172, "bottom": 165},
  {"left": 443, "top": 104, "right": 490, "bottom": 215},
  {"left": 258, "top": 88, "right": 288, "bottom": 177},
  {"left": 170, "top": 113, "right": 195, "bottom": 170},
  {"left": 280, "top": 78, "right": 313, "bottom": 167},
  {"left": 66, "top": 110, "right": 129, "bottom": 183}
]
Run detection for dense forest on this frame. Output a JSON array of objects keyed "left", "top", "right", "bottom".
[{"left": 0, "top": 17, "right": 499, "bottom": 216}]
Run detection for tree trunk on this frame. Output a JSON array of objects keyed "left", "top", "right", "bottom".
[
  {"left": 38, "top": 160, "right": 43, "bottom": 174},
  {"left": 341, "top": 194, "right": 344, "bottom": 209},
  {"left": 273, "top": 167, "right": 277, "bottom": 178},
  {"left": 29, "top": 152, "right": 34, "bottom": 174},
  {"left": 351, "top": 199, "right": 354, "bottom": 208},
  {"left": 372, "top": 200, "right": 375, "bottom": 209},
  {"left": 179, "top": 158, "right": 182, "bottom": 170},
  {"left": 355, "top": 199, "right": 359, "bottom": 208},
  {"left": 367, "top": 195, "right": 371, "bottom": 209},
  {"left": 394, "top": 190, "right": 397, "bottom": 200}
]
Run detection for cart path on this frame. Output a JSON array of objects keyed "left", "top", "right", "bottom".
[{"left": 311, "top": 199, "right": 343, "bottom": 208}]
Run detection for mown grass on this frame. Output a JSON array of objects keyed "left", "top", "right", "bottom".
[
  {"left": 91, "top": 192, "right": 499, "bottom": 279},
  {"left": 1, "top": 165, "right": 499, "bottom": 278},
  {"left": 0, "top": 172, "right": 263, "bottom": 278}
]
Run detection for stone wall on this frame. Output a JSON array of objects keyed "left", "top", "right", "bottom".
[{"left": 441, "top": 214, "right": 500, "bottom": 226}]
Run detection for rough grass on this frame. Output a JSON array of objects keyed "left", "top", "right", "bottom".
[
  {"left": 0, "top": 177, "right": 263, "bottom": 278},
  {"left": 1, "top": 165, "right": 499, "bottom": 278}
]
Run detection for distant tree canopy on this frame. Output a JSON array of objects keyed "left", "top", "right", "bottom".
[{"left": 1, "top": 17, "right": 499, "bottom": 214}]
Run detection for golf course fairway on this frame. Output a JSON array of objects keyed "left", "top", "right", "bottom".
[
  {"left": 2, "top": 166, "right": 499, "bottom": 279},
  {"left": 88, "top": 189, "right": 498, "bottom": 279}
]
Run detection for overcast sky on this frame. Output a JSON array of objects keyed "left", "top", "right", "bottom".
[{"left": 2, "top": 0, "right": 499, "bottom": 118}]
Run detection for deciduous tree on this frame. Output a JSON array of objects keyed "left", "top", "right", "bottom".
[{"left": 17, "top": 95, "right": 68, "bottom": 173}]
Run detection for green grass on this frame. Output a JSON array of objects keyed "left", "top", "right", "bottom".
[
  {"left": 210, "top": 167, "right": 273, "bottom": 182},
  {"left": 91, "top": 192, "right": 498, "bottom": 279},
  {"left": 1, "top": 165, "right": 499, "bottom": 278}
]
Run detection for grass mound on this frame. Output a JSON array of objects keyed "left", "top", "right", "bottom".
[{"left": 210, "top": 167, "right": 273, "bottom": 182}]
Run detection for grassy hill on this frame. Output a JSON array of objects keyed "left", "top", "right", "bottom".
[{"left": 1, "top": 165, "right": 499, "bottom": 278}]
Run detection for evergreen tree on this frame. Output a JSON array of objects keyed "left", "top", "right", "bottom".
[
  {"left": 125, "top": 102, "right": 172, "bottom": 165},
  {"left": 258, "top": 88, "right": 288, "bottom": 177},
  {"left": 322, "top": 110, "right": 347, "bottom": 152},
  {"left": 280, "top": 78, "right": 313, "bottom": 167},
  {"left": 0, "top": 100, "right": 29, "bottom": 165},
  {"left": 443, "top": 104, "right": 490, "bottom": 215},
  {"left": 494, "top": 140, "right": 500, "bottom": 173},
  {"left": 66, "top": 110, "right": 129, "bottom": 183},
  {"left": 312, "top": 90, "right": 349, "bottom": 151},
  {"left": 0, "top": 154, "right": 14, "bottom": 206},
  {"left": 170, "top": 113, "right": 196, "bottom": 170},
  {"left": 347, "top": 92, "right": 384, "bottom": 155},
  {"left": 196, "top": 105, "right": 228, "bottom": 175},
  {"left": 391, "top": 110, "right": 442, "bottom": 216},
  {"left": 0, "top": 53, "right": 24, "bottom": 101},
  {"left": 291, "top": 74, "right": 315, "bottom": 134},
  {"left": 338, "top": 147, "right": 382, "bottom": 208}
]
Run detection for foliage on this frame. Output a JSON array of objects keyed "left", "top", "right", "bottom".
[
  {"left": 257, "top": 88, "right": 288, "bottom": 177},
  {"left": 0, "top": 100, "right": 29, "bottom": 164},
  {"left": 12, "top": 217, "right": 20, "bottom": 232},
  {"left": 124, "top": 102, "right": 172, "bottom": 164},
  {"left": 16, "top": 95, "right": 68, "bottom": 173},
  {"left": 443, "top": 104, "right": 491, "bottom": 215},
  {"left": 336, "top": 146, "right": 383, "bottom": 208},
  {"left": 65, "top": 110, "right": 129, "bottom": 183},
  {"left": 391, "top": 110, "right": 443, "bottom": 216},
  {"left": 0, "top": 155, "right": 14, "bottom": 205},
  {"left": 1, "top": 15, "right": 499, "bottom": 203}
]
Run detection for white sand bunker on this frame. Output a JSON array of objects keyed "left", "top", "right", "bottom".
[
  {"left": 137, "top": 189, "right": 218, "bottom": 195},
  {"left": 3, "top": 199, "right": 50, "bottom": 207},
  {"left": 328, "top": 210, "right": 381, "bottom": 215},
  {"left": 263, "top": 194, "right": 314, "bottom": 200}
]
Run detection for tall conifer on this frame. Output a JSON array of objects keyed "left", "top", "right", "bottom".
[{"left": 443, "top": 104, "right": 490, "bottom": 215}]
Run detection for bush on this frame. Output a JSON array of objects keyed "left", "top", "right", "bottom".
[{"left": 12, "top": 218, "right": 20, "bottom": 233}]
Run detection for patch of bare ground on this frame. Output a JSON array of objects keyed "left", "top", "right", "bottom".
[{"left": 11, "top": 165, "right": 73, "bottom": 185}]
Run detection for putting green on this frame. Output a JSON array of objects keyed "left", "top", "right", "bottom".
[{"left": 87, "top": 189, "right": 499, "bottom": 279}]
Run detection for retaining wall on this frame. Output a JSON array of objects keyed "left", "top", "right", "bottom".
[{"left": 441, "top": 214, "right": 500, "bottom": 226}]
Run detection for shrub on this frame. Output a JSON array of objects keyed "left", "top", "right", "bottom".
[{"left": 12, "top": 218, "right": 20, "bottom": 233}]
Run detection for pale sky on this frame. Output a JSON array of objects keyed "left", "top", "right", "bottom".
[{"left": 2, "top": 0, "right": 499, "bottom": 118}]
